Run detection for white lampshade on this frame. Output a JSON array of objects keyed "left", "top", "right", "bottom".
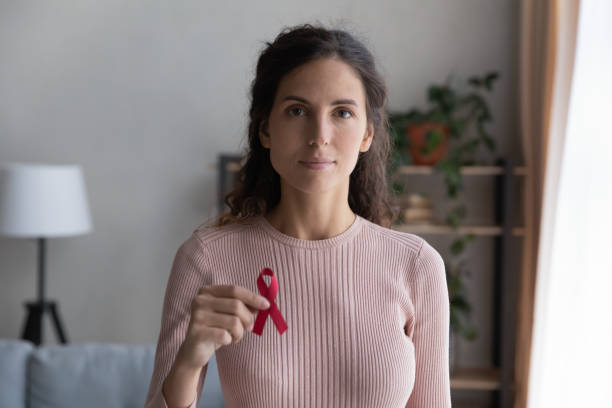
[{"left": 0, "top": 162, "right": 93, "bottom": 238}]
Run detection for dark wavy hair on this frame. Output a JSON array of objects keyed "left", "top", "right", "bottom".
[{"left": 207, "top": 23, "right": 399, "bottom": 228}]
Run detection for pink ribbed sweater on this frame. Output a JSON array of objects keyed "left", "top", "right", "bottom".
[{"left": 144, "top": 214, "right": 451, "bottom": 408}]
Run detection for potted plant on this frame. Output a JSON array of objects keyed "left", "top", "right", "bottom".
[
  {"left": 388, "top": 71, "right": 500, "bottom": 196},
  {"left": 386, "top": 71, "right": 501, "bottom": 369}
]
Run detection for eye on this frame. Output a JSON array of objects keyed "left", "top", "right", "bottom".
[
  {"left": 287, "top": 106, "right": 306, "bottom": 117},
  {"left": 336, "top": 109, "right": 354, "bottom": 119}
]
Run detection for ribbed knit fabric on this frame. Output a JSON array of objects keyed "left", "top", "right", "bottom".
[{"left": 144, "top": 214, "right": 451, "bottom": 408}]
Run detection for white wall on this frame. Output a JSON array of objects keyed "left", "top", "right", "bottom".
[{"left": 0, "top": 0, "right": 518, "bottom": 373}]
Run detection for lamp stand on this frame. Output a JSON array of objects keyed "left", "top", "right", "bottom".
[{"left": 20, "top": 237, "right": 69, "bottom": 346}]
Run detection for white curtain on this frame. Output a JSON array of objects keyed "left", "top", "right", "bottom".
[{"left": 528, "top": 1, "right": 612, "bottom": 407}]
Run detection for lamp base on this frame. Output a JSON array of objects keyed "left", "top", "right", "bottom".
[{"left": 21, "top": 301, "right": 68, "bottom": 346}]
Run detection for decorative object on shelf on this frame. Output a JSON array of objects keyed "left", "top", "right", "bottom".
[
  {"left": 0, "top": 163, "right": 93, "bottom": 346},
  {"left": 398, "top": 193, "right": 436, "bottom": 224},
  {"left": 387, "top": 71, "right": 501, "bottom": 348}
]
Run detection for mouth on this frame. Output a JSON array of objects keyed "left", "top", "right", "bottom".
[{"left": 299, "top": 161, "right": 335, "bottom": 170}]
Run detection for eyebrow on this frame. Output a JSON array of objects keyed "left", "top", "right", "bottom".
[{"left": 281, "top": 95, "right": 358, "bottom": 107}]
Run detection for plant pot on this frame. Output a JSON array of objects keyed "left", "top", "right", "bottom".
[{"left": 405, "top": 121, "right": 449, "bottom": 165}]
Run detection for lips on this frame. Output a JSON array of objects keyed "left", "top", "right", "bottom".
[
  {"left": 299, "top": 158, "right": 335, "bottom": 164},
  {"left": 299, "top": 161, "right": 335, "bottom": 170}
]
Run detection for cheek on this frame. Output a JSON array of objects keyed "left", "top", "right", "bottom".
[
  {"left": 337, "top": 129, "right": 364, "bottom": 153},
  {"left": 338, "top": 133, "right": 365, "bottom": 172},
  {"left": 268, "top": 138, "right": 298, "bottom": 174},
  {"left": 268, "top": 117, "right": 299, "bottom": 148}
]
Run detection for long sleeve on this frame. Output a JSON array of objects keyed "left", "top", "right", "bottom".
[
  {"left": 144, "top": 232, "right": 213, "bottom": 408},
  {"left": 405, "top": 240, "right": 452, "bottom": 408}
]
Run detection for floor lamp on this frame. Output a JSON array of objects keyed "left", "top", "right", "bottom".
[{"left": 0, "top": 163, "right": 93, "bottom": 346}]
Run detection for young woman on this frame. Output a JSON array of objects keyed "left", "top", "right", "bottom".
[{"left": 145, "top": 23, "right": 451, "bottom": 408}]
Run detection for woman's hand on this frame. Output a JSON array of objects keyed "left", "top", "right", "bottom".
[{"left": 176, "top": 284, "right": 271, "bottom": 370}]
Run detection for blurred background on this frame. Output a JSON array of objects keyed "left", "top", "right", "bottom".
[
  {"left": 0, "top": 0, "right": 518, "bottom": 343},
  {"left": 1, "top": 1, "right": 609, "bottom": 408}
]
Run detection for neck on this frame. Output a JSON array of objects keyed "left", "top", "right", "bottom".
[{"left": 264, "top": 205, "right": 356, "bottom": 241}]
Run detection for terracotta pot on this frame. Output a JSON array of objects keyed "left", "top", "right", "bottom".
[{"left": 405, "top": 121, "right": 449, "bottom": 165}]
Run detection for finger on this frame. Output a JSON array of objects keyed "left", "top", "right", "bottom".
[
  {"left": 192, "top": 291, "right": 259, "bottom": 331},
  {"left": 203, "top": 284, "right": 270, "bottom": 310},
  {"left": 204, "top": 296, "right": 256, "bottom": 330},
  {"left": 205, "top": 312, "right": 245, "bottom": 343},
  {"left": 199, "top": 326, "right": 232, "bottom": 346}
]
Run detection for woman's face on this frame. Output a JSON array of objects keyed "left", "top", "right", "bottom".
[{"left": 259, "top": 57, "right": 373, "bottom": 196}]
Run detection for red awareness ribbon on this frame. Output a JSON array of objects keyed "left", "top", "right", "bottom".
[{"left": 252, "top": 268, "right": 288, "bottom": 336}]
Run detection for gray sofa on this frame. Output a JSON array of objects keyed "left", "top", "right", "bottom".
[{"left": 0, "top": 339, "right": 224, "bottom": 408}]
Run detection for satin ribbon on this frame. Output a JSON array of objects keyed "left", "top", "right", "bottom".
[{"left": 252, "top": 268, "right": 288, "bottom": 336}]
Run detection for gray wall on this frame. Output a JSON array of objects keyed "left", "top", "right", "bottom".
[{"left": 0, "top": 0, "right": 518, "bottom": 373}]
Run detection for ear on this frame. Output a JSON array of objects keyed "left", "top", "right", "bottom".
[
  {"left": 359, "top": 122, "right": 374, "bottom": 152},
  {"left": 259, "top": 119, "right": 270, "bottom": 149}
]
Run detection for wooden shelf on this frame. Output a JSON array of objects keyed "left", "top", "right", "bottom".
[
  {"left": 451, "top": 366, "right": 503, "bottom": 391},
  {"left": 392, "top": 223, "right": 524, "bottom": 236},
  {"left": 395, "top": 165, "right": 527, "bottom": 176}
]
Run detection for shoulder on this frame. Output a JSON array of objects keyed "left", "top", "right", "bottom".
[
  {"left": 411, "top": 238, "right": 447, "bottom": 296},
  {"left": 359, "top": 218, "right": 445, "bottom": 283},
  {"left": 415, "top": 238, "right": 445, "bottom": 270},
  {"left": 359, "top": 217, "right": 426, "bottom": 258},
  {"left": 181, "top": 217, "right": 259, "bottom": 251},
  {"left": 359, "top": 218, "right": 446, "bottom": 279}
]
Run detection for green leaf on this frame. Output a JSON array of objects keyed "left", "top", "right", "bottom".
[
  {"left": 477, "top": 106, "right": 492, "bottom": 123},
  {"left": 483, "top": 136, "right": 496, "bottom": 152},
  {"left": 452, "top": 297, "right": 471, "bottom": 312},
  {"left": 468, "top": 77, "right": 482, "bottom": 87},
  {"left": 462, "top": 325, "right": 478, "bottom": 340},
  {"left": 421, "top": 128, "right": 445, "bottom": 155},
  {"left": 446, "top": 212, "right": 459, "bottom": 227},
  {"left": 484, "top": 72, "right": 500, "bottom": 90},
  {"left": 450, "top": 238, "right": 465, "bottom": 255},
  {"left": 449, "top": 118, "right": 468, "bottom": 138},
  {"left": 462, "top": 138, "right": 480, "bottom": 154}
]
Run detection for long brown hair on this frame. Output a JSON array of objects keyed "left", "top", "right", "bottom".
[{"left": 207, "top": 23, "right": 399, "bottom": 229}]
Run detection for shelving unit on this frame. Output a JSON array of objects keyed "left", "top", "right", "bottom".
[
  {"left": 215, "top": 154, "right": 524, "bottom": 408},
  {"left": 393, "top": 157, "right": 523, "bottom": 408},
  {"left": 451, "top": 367, "right": 502, "bottom": 391}
]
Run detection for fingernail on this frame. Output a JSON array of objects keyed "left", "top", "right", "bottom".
[{"left": 261, "top": 298, "right": 270, "bottom": 308}]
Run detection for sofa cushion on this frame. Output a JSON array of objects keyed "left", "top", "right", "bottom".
[
  {"left": 0, "top": 339, "right": 225, "bottom": 408},
  {"left": 28, "top": 342, "right": 155, "bottom": 408},
  {"left": 0, "top": 339, "right": 33, "bottom": 408}
]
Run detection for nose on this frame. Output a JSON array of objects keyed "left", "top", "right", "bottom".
[{"left": 307, "top": 112, "right": 332, "bottom": 146}]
